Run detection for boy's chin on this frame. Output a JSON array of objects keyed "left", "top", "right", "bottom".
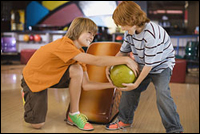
[{"left": 82, "top": 43, "right": 90, "bottom": 47}]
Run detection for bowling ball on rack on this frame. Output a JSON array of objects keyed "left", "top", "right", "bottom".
[
  {"left": 23, "top": 34, "right": 29, "bottom": 42},
  {"left": 34, "top": 34, "right": 41, "bottom": 42},
  {"left": 116, "top": 35, "right": 123, "bottom": 40},
  {"left": 110, "top": 64, "right": 137, "bottom": 87},
  {"left": 29, "top": 34, "right": 34, "bottom": 41}
]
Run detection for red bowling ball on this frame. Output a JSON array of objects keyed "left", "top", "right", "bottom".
[
  {"left": 34, "top": 34, "right": 41, "bottom": 42},
  {"left": 29, "top": 35, "right": 34, "bottom": 41}
]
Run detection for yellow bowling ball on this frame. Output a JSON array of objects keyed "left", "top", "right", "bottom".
[
  {"left": 110, "top": 64, "right": 137, "bottom": 87},
  {"left": 23, "top": 34, "right": 29, "bottom": 42}
]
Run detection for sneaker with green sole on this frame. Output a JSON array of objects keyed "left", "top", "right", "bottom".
[{"left": 65, "top": 113, "right": 94, "bottom": 131}]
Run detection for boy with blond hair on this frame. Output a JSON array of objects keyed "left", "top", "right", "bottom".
[{"left": 21, "top": 17, "right": 138, "bottom": 131}]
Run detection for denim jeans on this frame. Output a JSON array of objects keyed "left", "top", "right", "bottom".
[{"left": 117, "top": 68, "right": 183, "bottom": 133}]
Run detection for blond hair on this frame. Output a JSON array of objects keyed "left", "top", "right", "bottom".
[
  {"left": 65, "top": 17, "right": 98, "bottom": 40},
  {"left": 112, "top": 1, "right": 150, "bottom": 27}
]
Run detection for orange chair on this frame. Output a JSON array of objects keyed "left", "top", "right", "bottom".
[{"left": 79, "top": 42, "right": 122, "bottom": 123}]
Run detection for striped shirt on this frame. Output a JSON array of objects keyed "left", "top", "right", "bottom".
[{"left": 120, "top": 21, "right": 175, "bottom": 74}]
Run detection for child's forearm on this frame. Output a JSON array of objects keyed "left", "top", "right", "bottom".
[
  {"left": 74, "top": 53, "right": 132, "bottom": 67},
  {"left": 134, "top": 65, "right": 152, "bottom": 86},
  {"left": 92, "top": 55, "right": 131, "bottom": 67},
  {"left": 82, "top": 71, "right": 115, "bottom": 91},
  {"left": 82, "top": 81, "right": 114, "bottom": 91}
]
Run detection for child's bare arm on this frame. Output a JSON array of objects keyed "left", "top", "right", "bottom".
[
  {"left": 73, "top": 53, "right": 138, "bottom": 74},
  {"left": 82, "top": 71, "right": 114, "bottom": 91}
]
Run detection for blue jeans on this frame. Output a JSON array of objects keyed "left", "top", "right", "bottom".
[{"left": 117, "top": 68, "right": 183, "bottom": 133}]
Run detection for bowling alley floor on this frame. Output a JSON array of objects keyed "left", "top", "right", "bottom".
[{"left": 1, "top": 64, "right": 199, "bottom": 133}]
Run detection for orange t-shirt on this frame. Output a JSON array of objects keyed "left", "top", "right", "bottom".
[{"left": 22, "top": 37, "right": 87, "bottom": 92}]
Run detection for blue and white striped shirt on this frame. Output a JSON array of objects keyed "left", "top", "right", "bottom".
[{"left": 120, "top": 21, "right": 175, "bottom": 74}]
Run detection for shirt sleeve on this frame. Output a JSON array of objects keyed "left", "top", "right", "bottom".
[
  {"left": 120, "top": 32, "right": 132, "bottom": 53},
  {"left": 53, "top": 40, "right": 81, "bottom": 63}
]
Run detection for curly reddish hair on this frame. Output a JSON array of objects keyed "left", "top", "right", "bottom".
[{"left": 112, "top": 1, "right": 150, "bottom": 27}]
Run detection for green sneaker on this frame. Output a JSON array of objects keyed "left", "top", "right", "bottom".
[{"left": 66, "top": 113, "right": 94, "bottom": 131}]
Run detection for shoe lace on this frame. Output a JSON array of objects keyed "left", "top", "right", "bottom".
[
  {"left": 116, "top": 119, "right": 126, "bottom": 131},
  {"left": 113, "top": 119, "right": 131, "bottom": 132},
  {"left": 77, "top": 113, "right": 88, "bottom": 124}
]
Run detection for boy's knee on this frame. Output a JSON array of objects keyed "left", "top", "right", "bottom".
[
  {"left": 31, "top": 122, "right": 45, "bottom": 129},
  {"left": 69, "top": 64, "right": 83, "bottom": 78}
]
